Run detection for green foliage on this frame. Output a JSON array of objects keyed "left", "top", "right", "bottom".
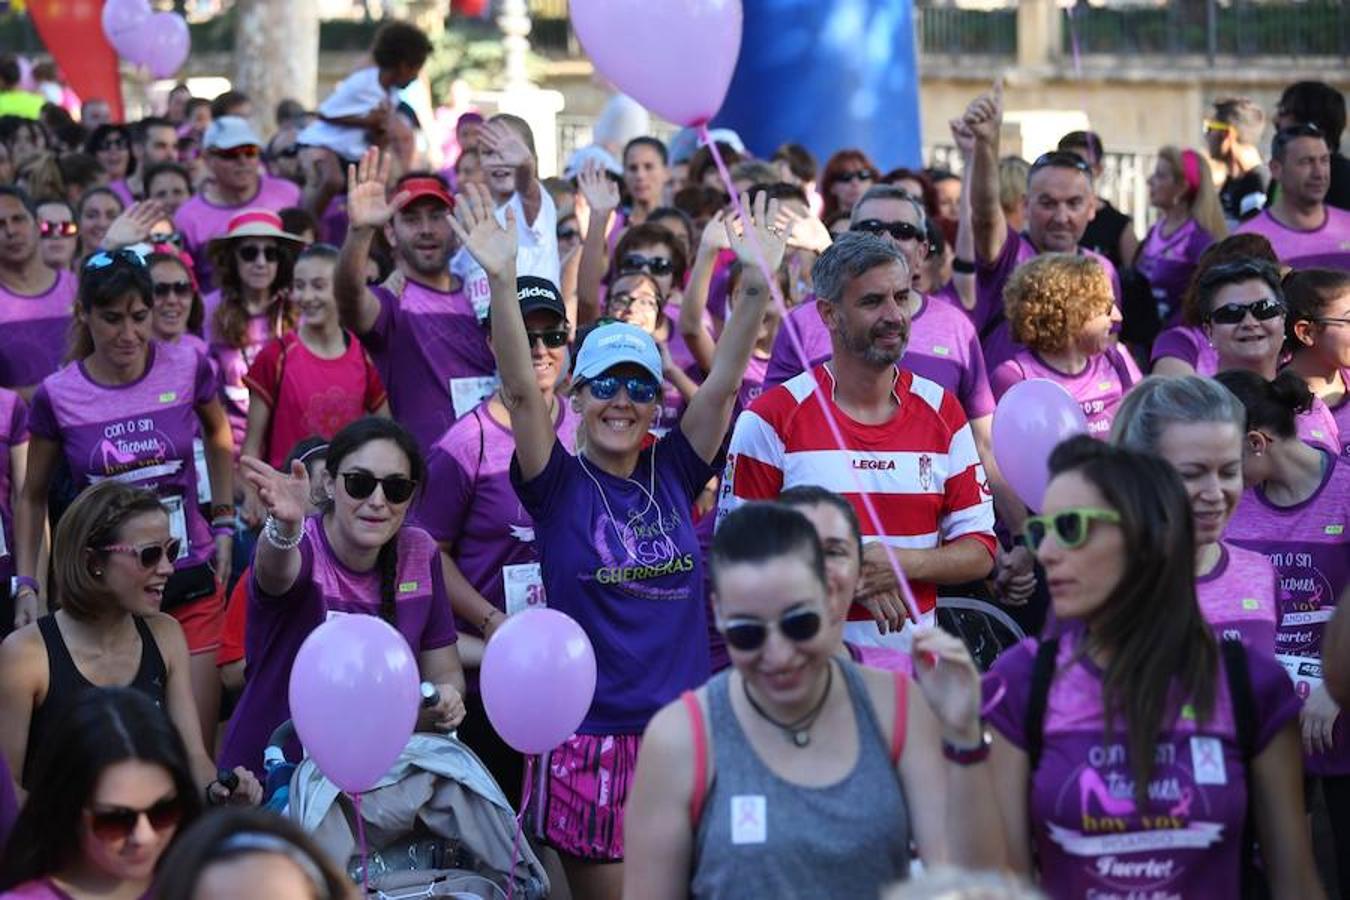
[{"left": 422, "top": 19, "right": 548, "bottom": 96}]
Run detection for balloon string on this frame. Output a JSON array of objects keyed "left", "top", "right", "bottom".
[
  {"left": 982, "top": 674, "right": 1008, "bottom": 717},
  {"left": 351, "top": 791, "right": 371, "bottom": 896},
  {"left": 698, "top": 124, "right": 922, "bottom": 625},
  {"left": 507, "top": 754, "right": 535, "bottom": 900}
]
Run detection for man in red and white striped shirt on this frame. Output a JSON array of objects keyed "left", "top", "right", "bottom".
[{"left": 718, "top": 232, "right": 996, "bottom": 649}]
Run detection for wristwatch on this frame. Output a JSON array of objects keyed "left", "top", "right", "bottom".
[{"left": 942, "top": 727, "right": 993, "bottom": 766}]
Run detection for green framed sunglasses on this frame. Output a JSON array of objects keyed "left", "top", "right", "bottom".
[{"left": 1023, "top": 507, "right": 1121, "bottom": 552}]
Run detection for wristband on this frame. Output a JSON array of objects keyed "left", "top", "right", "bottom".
[
  {"left": 942, "top": 727, "right": 992, "bottom": 766},
  {"left": 952, "top": 257, "right": 976, "bottom": 274},
  {"left": 12, "top": 575, "right": 39, "bottom": 595},
  {"left": 479, "top": 608, "right": 503, "bottom": 633},
  {"left": 212, "top": 524, "right": 234, "bottom": 537}
]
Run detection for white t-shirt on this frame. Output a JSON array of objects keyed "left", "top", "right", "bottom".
[
  {"left": 452, "top": 188, "right": 561, "bottom": 321},
  {"left": 297, "top": 67, "right": 399, "bottom": 162}
]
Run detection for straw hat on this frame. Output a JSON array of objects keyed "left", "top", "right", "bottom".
[{"left": 206, "top": 209, "right": 308, "bottom": 254}]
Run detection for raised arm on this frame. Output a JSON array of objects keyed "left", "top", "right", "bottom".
[
  {"left": 480, "top": 120, "right": 542, "bottom": 228},
  {"left": 678, "top": 212, "right": 729, "bottom": 375},
  {"left": 948, "top": 118, "right": 979, "bottom": 311},
  {"left": 336, "top": 147, "right": 409, "bottom": 336},
  {"left": 238, "top": 456, "right": 311, "bottom": 597},
  {"left": 450, "top": 183, "right": 555, "bottom": 481},
  {"left": 576, "top": 160, "right": 622, "bottom": 325},
  {"left": 963, "top": 79, "right": 1009, "bottom": 265},
  {"left": 680, "top": 192, "right": 790, "bottom": 464},
  {"left": 98, "top": 200, "right": 168, "bottom": 251}
]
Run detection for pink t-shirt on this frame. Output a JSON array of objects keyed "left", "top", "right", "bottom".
[
  {"left": 108, "top": 178, "right": 135, "bottom": 206},
  {"left": 1297, "top": 395, "right": 1341, "bottom": 455},
  {"left": 1235, "top": 206, "right": 1350, "bottom": 272},
  {"left": 0, "top": 269, "right": 78, "bottom": 390},
  {"left": 990, "top": 347, "right": 1142, "bottom": 438},
  {"left": 203, "top": 290, "right": 287, "bottom": 454},
  {"left": 174, "top": 175, "right": 302, "bottom": 290},
  {"left": 1150, "top": 324, "right": 1220, "bottom": 376},
  {"left": 1197, "top": 542, "right": 1280, "bottom": 656}
]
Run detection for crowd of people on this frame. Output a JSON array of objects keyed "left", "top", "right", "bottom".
[{"left": 0, "top": 20, "right": 1348, "bottom": 900}]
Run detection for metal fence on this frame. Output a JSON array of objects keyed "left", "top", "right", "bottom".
[{"left": 917, "top": 4, "right": 1017, "bottom": 57}]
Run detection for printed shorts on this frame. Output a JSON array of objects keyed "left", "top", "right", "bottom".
[{"left": 528, "top": 732, "right": 641, "bottom": 862}]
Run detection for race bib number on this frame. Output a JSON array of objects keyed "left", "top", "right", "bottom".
[
  {"left": 161, "top": 495, "right": 190, "bottom": 561},
  {"left": 1276, "top": 652, "right": 1323, "bottom": 701},
  {"left": 193, "top": 438, "right": 210, "bottom": 504},
  {"left": 450, "top": 376, "right": 499, "bottom": 419},
  {"left": 503, "top": 562, "right": 546, "bottom": 616}
]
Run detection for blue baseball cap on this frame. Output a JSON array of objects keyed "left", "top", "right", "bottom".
[{"left": 573, "top": 322, "right": 663, "bottom": 385}]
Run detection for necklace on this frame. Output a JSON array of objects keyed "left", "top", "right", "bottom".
[
  {"left": 742, "top": 663, "right": 834, "bottom": 748},
  {"left": 577, "top": 444, "right": 664, "bottom": 554}
]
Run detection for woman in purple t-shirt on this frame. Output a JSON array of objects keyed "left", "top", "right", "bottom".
[
  {"left": 990, "top": 254, "right": 1140, "bottom": 439},
  {"left": 1111, "top": 375, "right": 1279, "bottom": 654},
  {"left": 147, "top": 250, "right": 207, "bottom": 356},
  {"left": 223, "top": 417, "right": 465, "bottom": 777},
  {"left": 73, "top": 188, "right": 124, "bottom": 269},
  {"left": 1284, "top": 269, "right": 1349, "bottom": 455},
  {"left": 454, "top": 182, "right": 779, "bottom": 893},
  {"left": 1136, "top": 147, "right": 1225, "bottom": 325},
  {"left": 0, "top": 387, "right": 27, "bottom": 635},
  {"left": 987, "top": 436, "right": 1320, "bottom": 899}
]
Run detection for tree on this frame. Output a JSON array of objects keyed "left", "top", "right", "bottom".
[{"left": 232, "top": 0, "right": 319, "bottom": 134}]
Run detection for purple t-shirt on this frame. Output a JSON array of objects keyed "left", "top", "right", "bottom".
[
  {"left": 108, "top": 178, "right": 135, "bottom": 207},
  {"left": 1150, "top": 325, "right": 1220, "bottom": 376},
  {"left": 28, "top": 342, "right": 216, "bottom": 569},
  {"left": 0, "top": 269, "right": 78, "bottom": 390},
  {"left": 175, "top": 175, "right": 302, "bottom": 290},
  {"left": 1197, "top": 542, "right": 1280, "bottom": 656},
  {"left": 1136, "top": 218, "right": 1215, "bottom": 324},
  {"left": 1297, "top": 395, "right": 1341, "bottom": 455},
  {"left": 203, "top": 290, "right": 281, "bottom": 454},
  {"left": 990, "top": 347, "right": 1142, "bottom": 438},
  {"left": 974, "top": 225, "right": 1122, "bottom": 372},
  {"left": 511, "top": 429, "right": 716, "bottom": 734},
  {"left": 1235, "top": 207, "right": 1350, "bottom": 271},
  {"left": 736, "top": 355, "right": 769, "bottom": 419},
  {"left": 764, "top": 295, "right": 996, "bottom": 420},
  {"left": 1225, "top": 452, "right": 1350, "bottom": 775},
  {"left": 218, "top": 515, "right": 457, "bottom": 776},
  {"left": 417, "top": 400, "right": 579, "bottom": 630},
  {"left": 1328, "top": 370, "right": 1350, "bottom": 456},
  {"left": 0, "top": 389, "right": 28, "bottom": 587},
  {"left": 987, "top": 632, "right": 1300, "bottom": 899},
  {"left": 319, "top": 194, "right": 349, "bottom": 247},
  {"left": 362, "top": 282, "right": 496, "bottom": 455}
]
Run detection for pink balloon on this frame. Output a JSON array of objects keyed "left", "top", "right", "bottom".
[
  {"left": 480, "top": 609, "right": 597, "bottom": 755},
  {"left": 121, "top": 13, "right": 191, "bottom": 79},
  {"left": 288, "top": 615, "right": 420, "bottom": 793},
  {"left": 101, "top": 0, "right": 152, "bottom": 55},
  {"left": 991, "top": 378, "right": 1090, "bottom": 512},
  {"left": 570, "top": 0, "right": 742, "bottom": 127}
]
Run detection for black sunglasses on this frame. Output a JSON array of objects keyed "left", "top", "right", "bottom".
[
  {"left": 526, "top": 329, "right": 568, "bottom": 349},
  {"left": 1030, "top": 151, "right": 1093, "bottom": 178},
  {"left": 721, "top": 607, "right": 823, "bottom": 652},
  {"left": 97, "top": 137, "right": 129, "bottom": 152},
  {"left": 834, "top": 170, "right": 876, "bottom": 184},
  {"left": 341, "top": 470, "right": 417, "bottom": 504},
  {"left": 1208, "top": 298, "right": 1286, "bottom": 325},
  {"left": 852, "top": 218, "right": 924, "bottom": 243},
  {"left": 619, "top": 253, "right": 673, "bottom": 277},
  {"left": 153, "top": 280, "right": 193, "bottom": 299},
  {"left": 84, "top": 248, "right": 147, "bottom": 272},
  {"left": 237, "top": 245, "right": 279, "bottom": 263},
  {"left": 87, "top": 796, "right": 184, "bottom": 842},
  {"left": 557, "top": 226, "right": 579, "bottom": 241}
]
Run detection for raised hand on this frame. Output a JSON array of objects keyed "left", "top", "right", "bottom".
[
  {"left": 724, "top": 190, "right": 791, "bottom": 273},
  {"left": 577, "top": 159, "right": 620, "bottom": 216},
  {"left": 786, "top": 212, "right": 833, "bottom": 254},
  {"left": 911, "top": 627, "right": 985, "bottom": 744},
  {"left": 949, "top": 116, "right": 978, "bottom": 157},
  {"left": 479, "top": 120, "right": 532, "bottom": 170},
  {"left": 239, "top": 456, "right": 311, "bottom": 529},
  {"left": 962, "top": 78, "right": 1004, "bottom": 146},
  {"left": 346, "top": 146, "right": 409, "bottom": 230},
  {"left": 449, "top": 181, "right": 519, "bottom": 280},
  {"left": 100, "top": 200, "right": 168, "bottom": 250},
  {"left": 697, "top": 210, "right": 731, "bottom": 255}
]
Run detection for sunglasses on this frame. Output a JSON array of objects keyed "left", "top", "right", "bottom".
[
  {"left": 527, "top": 329, "right": 568, "bottom": 349},
  {"left": 607, "top": 291, "right": 661, "bottom": 315},
  {"left": 852, "top": 218, "right": 924, "bottom": 243},
  {"left": 834, "top": 170, "right": 875, "bottom": 184},
  {"left": 584, "top": 373, "right": 660, "bottom": 404},
  {"left": 97, "top": 138, "right": 129, "bottom": 152},
  {"left": 237, "top": 244, "right": 278, "bottom": 263},
  {"left": 1202, "top": 118, "right": 1236, "bottom": 135},
  {"left": 341, "top": 470, "right": 417, "bottom": 505},
  {"left": 98, "top": 538, "right": 183, "bottom": 568},
  {"left": 269, "top": 145, "right": 300, "bottom": 160},
  {"left": 1030, "top": 151, "right": 1093, "bottom": 177},
  {"left": 39, "top": 219, "right": 78, "bottom": 239},
  {"left": 84, "top": 248, "right": 147, "bottom": 271},
  {"left": 149, "top": 230, "right": 182, "bottom": 247},
  {"left": 210, "top": 145, "right": 261, "bottom": 161},
  {"left": 1023, "top": 507, "right": 1121, "bottom": 552},
  {"left": 86, "top": 796, "right": 184, "bottom": 843},
  {"left": 153, "top": 280, "right": 193, "bottom": 299},
  {"left": 619, "top": 253, "right": 674, "bottom": 277},
  {"left": 1207, "top": 298, "right": 1285, "bottom": 325},
  {"left": 721, "top": 607, "right": 823, "bottom": 652},
  {"left": 556, "top": 226, "right": 579, "bottom": 242}
]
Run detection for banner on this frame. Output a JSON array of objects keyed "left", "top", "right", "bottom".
[{"left": 27, "top": 0, "right": 124, "bottom": 121}]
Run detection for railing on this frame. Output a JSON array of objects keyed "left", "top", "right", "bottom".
[{"left": 917, "top": 4, "right": 1017, "bottom": 58}]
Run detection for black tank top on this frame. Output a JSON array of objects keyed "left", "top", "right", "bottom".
[{"left": 24, "top": 615, "right": 169, "bottom": 786}]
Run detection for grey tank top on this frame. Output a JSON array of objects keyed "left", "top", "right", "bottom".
[{"left": 690, "top": 660, "right": 912, "bottom": 899}]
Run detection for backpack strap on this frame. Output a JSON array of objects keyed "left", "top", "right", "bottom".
[
  {"left": 682, "top": 690, "right": 709, "bottom": 827},
  {"left": 890, "top": 670, "right": 908, "bottom": 767},
  {"left": 1219, "top": 637, "right": 1263, "bottom": 900},
  {"left": 1024, "top": 638, "right": 1059, "bottom": 772}
]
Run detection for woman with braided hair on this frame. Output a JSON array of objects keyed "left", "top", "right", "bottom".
[{"left": 218, "top": 416, "right": 465, "bottom": 778}]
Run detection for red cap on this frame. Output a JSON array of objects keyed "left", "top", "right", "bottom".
[{"left": 395, "top": 177, "right": 453, "bottom": 210}]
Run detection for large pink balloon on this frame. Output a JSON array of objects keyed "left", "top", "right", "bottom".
[
  {"left": 289, "top": 615, "right": 420, "bottom": 793},
  {"left": 991, "top": 379, "right": 1090, "bottom": 512},
  {"left": 101, "top": 0, "right": 153, "bottom": 59},
  {"left": 480, "top": 609, "right": 597, "bottom": 755},
  {"left": 122, "top": 13, "right": 191, "bottom": 79},
  {"left": 570, "top": 0, "right": 743, "bottom": 127}
]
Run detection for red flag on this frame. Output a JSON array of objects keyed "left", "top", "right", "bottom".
[{"left": 27, "top": 0, "right": 124, "bottom": 121}]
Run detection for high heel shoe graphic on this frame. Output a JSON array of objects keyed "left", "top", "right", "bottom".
[
  {"left": 98, "top": 439, "right": 138, "bottom": 472},
  {"left": 1079, "top": 767, "right": 1135, "bottom": 817}
]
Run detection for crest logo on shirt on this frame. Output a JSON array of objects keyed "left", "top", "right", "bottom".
[{"left": 918, "top": 454, "right": 933, "bottom": 491}]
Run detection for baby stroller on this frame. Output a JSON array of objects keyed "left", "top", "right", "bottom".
[{"left": 285, "top": 733, "right": 550, "bottom": 899}]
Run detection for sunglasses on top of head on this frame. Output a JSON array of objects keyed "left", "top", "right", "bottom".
[
  {"left": 340, "top": 470, "right": 417, "bottom": 505},
  {"left": 1022, "top": 507, "right": 1121, "bottom": 552},
  {"left": 39, "top": 219, "right": 78, "bottom": 239},
  {"left": 237, "top": 244, "right": 278, "bottom": 263},
  {"left": 84, "top": 248, "right": 148, "bottom": 272},
  {"left": 86, "top": 796, "right": 184, "bottom": 843},
  {"left": 1030, "top": 151, "right": 1093, "bottom": 178},
  {"left": 720, "top": 607, "right": 823, "bottom": 652},
  {"left": 97, "top": 538, "right": 183, "bottom": 569},
  {"left": 583, "top": 373, "right": 660, "bottom": 405},
  {"left": 851, "top": 218, "right": 924, "bottom": 243},
  {"left": 619, "top": 253, "right": 674, "bottom": 277},
  {"left": 1207, "top": 298, "right": 1285, "bottom": 325}
]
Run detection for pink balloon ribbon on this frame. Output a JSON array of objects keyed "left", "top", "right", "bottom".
[
  {"left": 351, "top": 791, "right": 371, "bottom": 896},
  {"left": 507, "top": 754, "right": 536, "bottom": 900},
  {"left": 698, "top": 124, "right": 922, "bottom": 625}
]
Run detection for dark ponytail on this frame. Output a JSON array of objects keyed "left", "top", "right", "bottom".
[{"left": 1214, "top": 368, "right": 1313, "bottom": 439}]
